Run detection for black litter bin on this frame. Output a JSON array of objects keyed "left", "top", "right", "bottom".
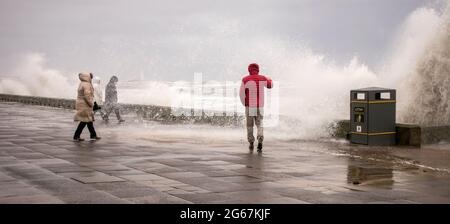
[{"left": 350, "top": 87, "right": 396, "bottom": 145}]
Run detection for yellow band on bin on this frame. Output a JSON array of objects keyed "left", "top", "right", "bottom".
[
  {"left": 351, "top": 132, "right": 396, "bottom": 136},
  {"left": 351, "top": 100, "right": 396, "bottom": 104}
]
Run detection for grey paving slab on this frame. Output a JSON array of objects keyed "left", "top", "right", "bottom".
[
  {"left": 158, "top": 171, "right": 207, "bottom": 179},
  {"left": 127, "top": 194, "right": 193, "bottom": 204},
  {"left": 57, "top": 191, "right": 130, "bottom": 204},
  {"left": 213, "top": 175, "right": 265, "bottom": 183},
  {"left": 172, "top": 192, "right": 233, "bottom": 203},
  {"left": 201, "top": 170, "right": 242, "bottom": 177},
  {"left": 90, "top": 164, "right": 132, "bottom": 172},
  {"left": 0, "top": 172, "right": 15, "bottom": 182},
  {"left": 100, "top": 186, "right": 162, "bottom": 199},
  {"left": 1, "top": 166, "right": 61, "bottom": 181},
  {"left": 0, "top": 186, "right": 45, "bottom": 198},
  {"left": 71, "top": 174, "right": 126, "bottom": 184},
  {"left": 29, "top": 178, "right": 97, "bottom": 195},
  {"left": 0, "top": 194, "right": 65, "bottom": 204},
  {"left": 44, "top": 165, "right": 94, "bottom": 173},
  {"left": 102, "top": 169, "right": 148, "bottom": 176},
  {"left": 119, "top": 173, "right": 164, "bottom": 181}
]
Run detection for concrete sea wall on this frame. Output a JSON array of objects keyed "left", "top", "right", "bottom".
[
  {"left": 0, "top": 93, "right": 244, "bottom": 126},
  {"left": 329, "top": 120, "right": 450, "bottom": 146}
]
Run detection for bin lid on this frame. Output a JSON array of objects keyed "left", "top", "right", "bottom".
[{"left": 352, "top": 87, "right": 395, "bottom": 92}]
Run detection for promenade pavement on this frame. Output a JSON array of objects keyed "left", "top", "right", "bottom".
[{"left": 1, "top": 102, "right": 450, "bottom": 204}]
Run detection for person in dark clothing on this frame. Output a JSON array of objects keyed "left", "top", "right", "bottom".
[
  {"left": 73, "top": 72, "right": 101, "bottom": 141},
  {"left": 101, "top": 75, "right": 125, "bottom": 122}
]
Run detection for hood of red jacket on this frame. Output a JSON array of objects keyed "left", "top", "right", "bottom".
[{"left": 248, "top": 63, "right": 259, "bottom": 75}]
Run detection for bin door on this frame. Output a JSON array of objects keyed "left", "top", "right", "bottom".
[{"left": 351, "top": 103, "right": 368, "bottom": 144}]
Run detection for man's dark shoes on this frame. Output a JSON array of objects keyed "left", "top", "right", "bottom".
[
  {"left": 73, "top": 138, "right": 84, "bottom": 142},
  {"left": 257, "top": 142, "right": 263, "bottom": 152},
  {"left": 249, "top": 142, "right": 254, "bottom": 151}
]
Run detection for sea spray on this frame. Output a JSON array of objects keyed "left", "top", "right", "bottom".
[
  {"left": 1, "top": 2, "right": 449, "bottom": 140},
  {"left": 397, "top": 5, "right": 450, "bottom": 126}
]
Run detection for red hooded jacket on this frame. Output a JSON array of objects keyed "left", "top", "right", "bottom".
[{"left": 239, "top": 63, "right": 273, "bottom": 107}]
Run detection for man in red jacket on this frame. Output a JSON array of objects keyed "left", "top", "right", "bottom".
[{"left": 239, "top": 63, "right": 273, "bottom": 152}]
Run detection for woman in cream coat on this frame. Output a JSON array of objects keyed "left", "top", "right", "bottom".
[{"left": 73, "top": 72, "right": 101, "bottom": 141}]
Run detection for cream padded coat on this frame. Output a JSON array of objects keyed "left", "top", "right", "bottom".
[{"left": 74, "top": 72, "right": 95, "bottom": 122}]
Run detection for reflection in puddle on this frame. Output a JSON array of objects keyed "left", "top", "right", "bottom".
[{"left": 347, "top": 165, "right": 394, "bottom": 188}]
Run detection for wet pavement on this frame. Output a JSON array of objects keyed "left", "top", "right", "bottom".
[{"left": 0, "top": 101, "right": 450, "bottom": 204}]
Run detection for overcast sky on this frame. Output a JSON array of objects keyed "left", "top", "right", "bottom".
[{"left": 0, "top": 0, "right": 441, "bottom": 81}]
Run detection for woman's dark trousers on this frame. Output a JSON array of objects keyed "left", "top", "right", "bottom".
[{"left": 73, "top": 122, "right": 97, "bottom": 139}]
